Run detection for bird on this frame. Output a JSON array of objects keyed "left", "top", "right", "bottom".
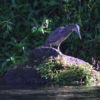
[{"left": 44, "top": 24, "right": 82, "bottom": 50}]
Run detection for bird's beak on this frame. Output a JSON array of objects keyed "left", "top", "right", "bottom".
[{"left": 77, "top": 31, "right": 82, "bottom": 39}]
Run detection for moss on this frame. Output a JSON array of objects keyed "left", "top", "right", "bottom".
[{"left": 38, "top": 55, "right": 100, "bottom": 86}]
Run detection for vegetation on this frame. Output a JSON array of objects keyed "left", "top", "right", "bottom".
[
  {"left": 0, "top": 0, "right": 100, "bottom": 77},
  {"left": 38, "top": 55, "right": 100, "bottom": 86}
]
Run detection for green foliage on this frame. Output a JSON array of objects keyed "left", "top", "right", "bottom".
[
  {"left": 0, "top": 0, "right": 100, "bottom": 76},
  {"left": 38, "top": 56, "right": 100, "bottom": 86}
]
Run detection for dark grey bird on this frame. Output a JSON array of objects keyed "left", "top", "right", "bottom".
[{"left": 44, "top": 24, "right": 82, "bottom": 50}]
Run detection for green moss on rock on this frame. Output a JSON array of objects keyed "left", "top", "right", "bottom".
[{"left": 38, "top": 55, "right": 100, "bottom": 86}]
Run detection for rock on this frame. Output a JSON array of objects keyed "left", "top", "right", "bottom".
[
  {"left": 0, "top": 78, "right": 5, "bottom": 85},
  {"left": 64, "top": 55, "right": 89, "bottom": 65},
  {"left": 26, "top": 47, "right": 89, "bottom": 66},
  {"left": 3, "top": 47, "right": 90, "bottom": 85},
  {"left": 27, "top": 47, "right": 62, "bottom": 66},
  {"left": 4, "top": 65, "right": 46, "bottom": 85}
]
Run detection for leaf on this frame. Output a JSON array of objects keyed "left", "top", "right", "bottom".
[
  {"left": 11, "top": 0, "right": 17, "bottom": 8},
  {"left": 96, "top": 0, "right": 100, "bottom": 4},
  {"left": 32, "top": 27, "right": 37, "bottom": 33},
  {"left": 45, "top": 19, "right": 49, "bottom": 28},
  {"left": 33, "top": 1, "right": 38, "bottom": 7},
  {"left": 7, "top": 24, "right": 12, "bottom": 31},
  {"left": 97, "top": 23, "right": 100, "bottom": 29},
  {"left": 49, "top": 1, "right": 57, "bottom": 6},
  {"left": 3, "top": 31, "right": 9, "bottom": 39},
  {"left": 38, "top": 25, "right": 44, "bottom": 33},
  {"left": 2, "top": 62, "right": 7, "bottom": 67},
  {"left": 10, "top": 56, "right": 15, "bottom": 63},
  {"left": 32, "top": 18, "right": 39, "bottom": 27}
]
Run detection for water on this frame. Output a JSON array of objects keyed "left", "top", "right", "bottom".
[{"left": 0, "top": 85, "right": 100, "bottom": 100}]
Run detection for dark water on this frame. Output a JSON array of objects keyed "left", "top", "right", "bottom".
[{"left": 0, "top": 85, "right": 100, "bottom": 100}]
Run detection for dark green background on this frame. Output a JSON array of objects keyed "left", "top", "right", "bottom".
[{"left": 0, "top": 0, "right": 100, "bottom": 76}]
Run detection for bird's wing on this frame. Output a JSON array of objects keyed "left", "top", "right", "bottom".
[{"left": 45, "top": 26, "right": 65, "bottom": 43}]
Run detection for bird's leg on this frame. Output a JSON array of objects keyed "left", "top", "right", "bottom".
[
  {"left": 57, "top": 44, "right": 60, "bottom": 51},
  {"left": 49, "top": 44, "right": 52, "bottom": 48},
  {"left": 57, "top": 46, "right": 60, "bottom": 51},
  {"left": 49, "top": 44, "right": 51, "bottom": 47}
]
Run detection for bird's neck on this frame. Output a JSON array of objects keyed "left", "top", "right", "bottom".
[
  {"left": 63, "top": 25, "right": 75, "bottom": 38},
  {"left": 65, "top": 24, "right": 75, "bottom": 32},
  {"left": 65, "top": 26, "right": 73, "bottom": 33}
]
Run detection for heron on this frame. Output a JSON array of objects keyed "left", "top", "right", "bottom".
[{"left": 44, "top": 24, "right": 82, "bottom": 50}]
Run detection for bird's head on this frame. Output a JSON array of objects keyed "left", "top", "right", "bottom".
[{"left": 73, "top": 24, "right": 82, "bottom": 39}]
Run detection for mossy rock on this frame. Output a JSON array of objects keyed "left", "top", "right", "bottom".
[
  {"left": 37, "top": 55, "right": 100, "bottom": 86},
  {"left": 26, "top": 47, "right": 89, "bottom": 67}
]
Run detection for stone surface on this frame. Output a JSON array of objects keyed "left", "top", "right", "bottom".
[
  {"left": 2, "top": 47, "right": 90, "bottom": 85},
  {"left": 27, "top": 47, "right": 89, "bottom": 66},
  {"left": 4, "top": 65, "right": 46, "bottom": 85},
  {"left": 65, "top": 55, "right": 89, "bottom": 65},
  {"left": 27, "top": 47, "right": 62, "bottom": 66}
]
